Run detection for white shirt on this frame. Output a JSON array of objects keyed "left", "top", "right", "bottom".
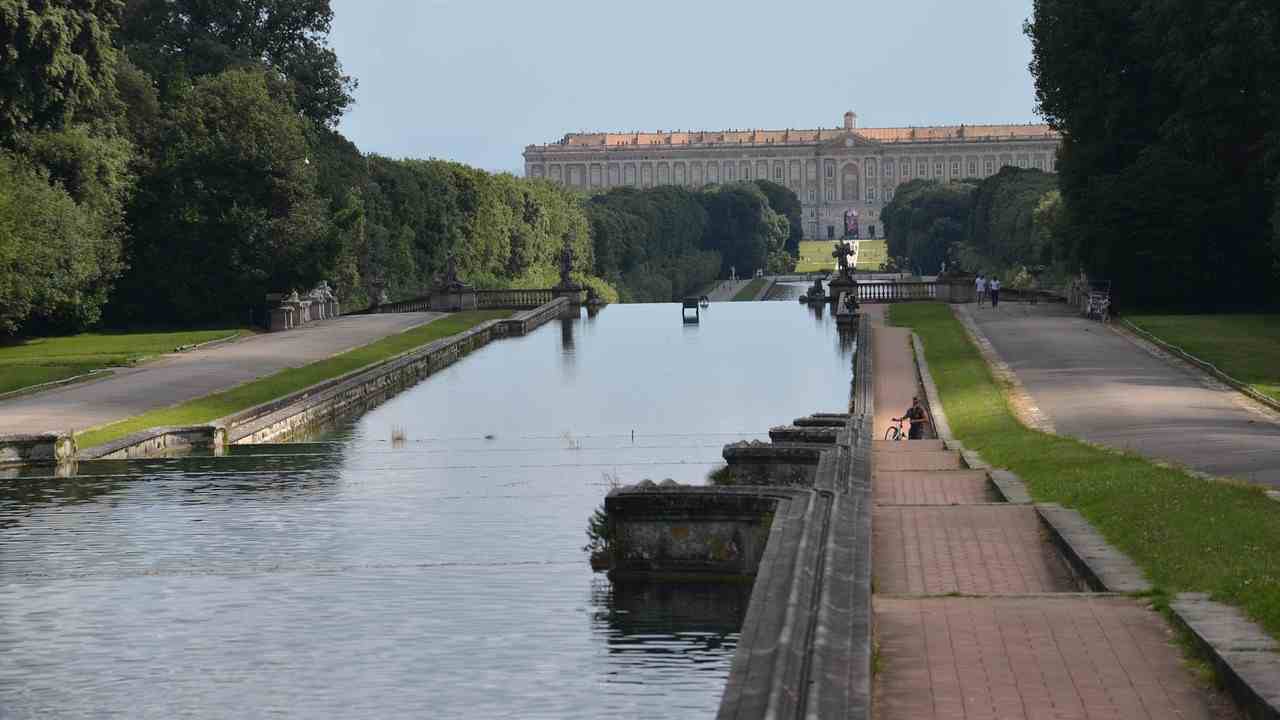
[
  {"left": 976, "top": 277, "right": 987, "bottom": 290},
  {"left": 991, "top": 280, "right": 1001, "bottom": 291}
]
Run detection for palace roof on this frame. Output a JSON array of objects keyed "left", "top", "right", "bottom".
[{"left": 529, "top": 123, "right": 1058, "bottom": 150}]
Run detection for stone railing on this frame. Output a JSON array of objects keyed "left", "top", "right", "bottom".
[
  {"left": 856, "top": 281, "right": 936, "bottom": 302},
  {"left": 368, "top": 288, "right": 559, "bottom": 314},
  {"left": 475, "top": 288, "right": 555, "bottom": 309}
]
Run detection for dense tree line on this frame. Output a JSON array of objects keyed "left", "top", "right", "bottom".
[
  {"left": 0, "top": 1, "right": 799, "bottom": 334},
  {"left": 1026, "top": 0, "right": 1280, "bottom": 309},
  {"left": 585, "top": 181, "right": 792, "bottom": 302}
]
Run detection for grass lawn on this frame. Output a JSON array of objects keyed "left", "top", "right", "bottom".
[
  {"left": 796, "top": 241, "right": 835, "bottom": 273},
  {"left": 76, "top": 311, "right": 510, "bottom": 449},
  {"left": 732, "top": 278, "right": 769, "bottom": 301},
  {"left": 1126, "top": 314, "right": 1280, "bottom": 403},
  {"left": 854, "top": 239, "right": 887, "bottom": 271},
  {"left": 890, "top": 303, "right": 1280, "bottom": 637},
  {"left": 0, "top": 328, "right": 244, "bottom": 396}
]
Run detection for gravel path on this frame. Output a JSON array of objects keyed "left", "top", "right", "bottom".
[
  {"left": 0, "top": 313, "right": 441, "bottom": 435},
  {"left": 962, "top": 302, "right": 1280, "bottom": 487}
]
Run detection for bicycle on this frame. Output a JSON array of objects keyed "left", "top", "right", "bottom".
[{"left": 884, "top": 418, "right": 907, "bottom": 441}]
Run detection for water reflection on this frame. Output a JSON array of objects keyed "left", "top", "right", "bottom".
[{"left": 0, "top": 302, "right": 852, "bottom": 719}]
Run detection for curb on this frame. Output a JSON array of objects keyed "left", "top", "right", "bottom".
[
  {"left": 951, "top": 304, "right": 1056, "bottom": 433},
  {"left": 910, "top": 332, "right": 953, "bottom": 441},
  {"left": 1119, "top": 319, "right": 1280, "bottom": 415},
  {"left": 0, "top": 368, "right": 116, "bottom": 404},
  {"left": 173, "top": 330, "right": 243, "bottom": 354},
  {"left": 1034, "top": 503, "right": 1152, "bottom": 594},
  {"left": 1170, "top": 593, "right": 1280, "bottom": 720}
]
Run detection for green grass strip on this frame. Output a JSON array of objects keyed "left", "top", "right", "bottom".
[
  {"left": 1127, "top": 314, "right": 1280, "bottom": 403},
  {"left": 889, "top": 303, "right": 1280, "bottom": 637},
  {"left": 0, "top": 328, "right": 244, "bottom": 395},
  {"left": 76, "top": 311, "right": 510, "bottom": 449},
  {"left": 732, "top": 277, "right": 769, "bottom": 301}
]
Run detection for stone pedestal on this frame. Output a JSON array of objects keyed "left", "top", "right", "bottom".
[
  {"left": 429, "top": 289, "right": 477, "bottom": 312},
  {"left": 553, "top": 286, "right": 585, "bottom": 304},
  {"left": 269, "top": 306, "right": 294, "bottom": 332}
]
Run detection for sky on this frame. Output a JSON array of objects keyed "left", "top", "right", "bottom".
[{"left": 329, "top": 0, "right": 1042, "bottom": 174}]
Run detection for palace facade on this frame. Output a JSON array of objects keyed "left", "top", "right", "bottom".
[{"left": 523, "top": 111, "right": 1061, "bottom": 240}]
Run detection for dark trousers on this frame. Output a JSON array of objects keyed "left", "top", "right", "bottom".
[
  {"left": 991, "top": 289, "right": 1000, "bottom": 307},
  {"left": 908, "top": 423, "right": 926, "bottom": 440}
]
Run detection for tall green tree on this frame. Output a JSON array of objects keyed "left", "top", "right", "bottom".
[
  {"left": 119, "top": 0, "right": 355, "bottom": 125},
  {"left": 1027, "top": 0, "right": 1280, "bottom": 309},
  {"left": 113, "top": 67, "right": 327, "bottom": 323},
  {"left": 0, "top": 0, "right": 124, "bottom": 144},
  {"left": 753, "top": 179, "right": 804, "bottom": 253}
]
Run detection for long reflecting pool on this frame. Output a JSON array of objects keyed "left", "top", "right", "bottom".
[{"left": 0, "top": 301, "right": 851, "bottom": 719}]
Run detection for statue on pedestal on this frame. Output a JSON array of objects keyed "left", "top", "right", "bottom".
[
  {"left": 832, "top": 241, "right": 855, "bottom": 282},
  {"left": 436, "top": 253, "right": 471, "bottom": 292},
  {"left": 556, "top": 238, "right": 581, "bottom": 290}
]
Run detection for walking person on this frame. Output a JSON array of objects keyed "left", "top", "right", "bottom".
[
  {"left": 975, "top": 274, "right": 987, "bottom": 306},
  {"left": 990, "top": 276, "right": 1002, "bottom": 309}
]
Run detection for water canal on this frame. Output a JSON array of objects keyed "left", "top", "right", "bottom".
[{"left": 0, "top": 301, "right": 853, "bottom": 719}]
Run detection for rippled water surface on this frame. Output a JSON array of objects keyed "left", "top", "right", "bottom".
[{"left": 0, "top": 301, "right": 851, "bottom": 719}]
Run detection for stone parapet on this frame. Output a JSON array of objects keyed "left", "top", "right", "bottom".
[{"left": 0, "top": 433, "right": 76, "bottom": 465}]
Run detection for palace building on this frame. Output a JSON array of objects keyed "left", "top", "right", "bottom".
[{"left": 523, "top": 111, "right": 1061, "bottom": 240}]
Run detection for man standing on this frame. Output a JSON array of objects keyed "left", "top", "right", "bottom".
[
  {"left": 894, "top": 397, "right": 931, "bottom": 440},
  {"left": 975, "top": 274, "right": 987, "bottom": 306},
  {"left": 990, "top": 276, "right": 1002, "bottom": 309}
]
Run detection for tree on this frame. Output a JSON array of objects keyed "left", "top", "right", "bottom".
[
  {"left": 119, "top": 0, "right": 355, "bottom": 125},
  {"left": 753, "top": 179, "right": 804, "bottom": 253},
  {"left": 1026, "top": 0, "right": 1280, "bottom": 309},
  {"left": 0, "top": 0, "right": 124, "bottom": 144},
  {"left": 0, "top": 152, "right": 121, "bottom": 333},
  {"left": 113, "top": 67, "right": 327, "bottom": 323}
]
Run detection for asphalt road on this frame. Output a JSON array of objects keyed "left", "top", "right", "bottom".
[
  {"left": 0, "top": 312, "right": 441, "bottom": 435},
  {"left": 963, "top": 302, "right": 1280, "bottom": 487}
]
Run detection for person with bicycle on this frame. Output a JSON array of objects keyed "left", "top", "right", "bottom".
[{"left": 891, "top": 396, "right": 931, "bottom": 440}]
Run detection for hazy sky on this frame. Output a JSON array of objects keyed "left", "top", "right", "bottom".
[{"left": 330, "top": 0, "right": 1042, "bottom": 174}]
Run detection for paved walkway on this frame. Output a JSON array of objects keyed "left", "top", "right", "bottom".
[
  {"left": 0, "top": 313, "right": 440, "bottom": 435},
  {"left": 868, "top": 316, "right": 1236, "bottom": 719},
  {"left": 962, "top": 302, "right": 1280, "bottom": 487}
]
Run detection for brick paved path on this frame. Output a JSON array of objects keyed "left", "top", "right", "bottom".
[{"left": 868, "top": 317, "right": 1235, "bottom": 719}]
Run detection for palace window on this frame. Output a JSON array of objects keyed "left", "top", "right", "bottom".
[
  {"left": 865, "top": 162, "right": 875, "bottom": 178},
  {"left": 808, "top": 189, "right": 815, "bottom": 202},
  {"left": 826, "top": 187, "right": 835, "bottom": 202},
  {"left": 825, "top": 164, "right": 834, "bottom": 178},
  {"left": 866, "top": 186, "right": 877, "bottom": 202},
  {"left": 918, "top": 161, "right": 927, "bottom": 177},
  {"left": 934, "top": 161, "right": 944, "bottom": 177},
  {"left": 884, "top": 160, "right": 894, "bottom": 177},
  {"left": 1034, "top": 156, "right": 1044, "bottom": 170},
  {"left": 951, "top": 160, "right": 960, "bottom": 177},
  {"left": 774, "top": 166, "right": 783, "bottom": 180},
  {"left": 984, "top": 158, "right": 994, "bottom": 175},
  {"left": 967, "top": 160, "right": 977, "bottom": 176}
]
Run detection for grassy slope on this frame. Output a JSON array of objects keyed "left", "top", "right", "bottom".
[
  {"left": 732, "top": 278, "right": 769, "bottom": 301},
  {"left": 890, "top": 303, "right": 1280, "bottom": 636},
  {"left": 0, "top": 329, "right": 243, "bottom": 395},
  {"left": 796, "top": 241, "right": 834, "bottom": 273},
  {"left": 1127, "top": 314, "right": 1280, "bottom": 402},
  {"left": 77, "top": 311, "right": 509, "bottom": 448},
  {"left": 854, "top": 240, "right": 887, "bottom": 270}
]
